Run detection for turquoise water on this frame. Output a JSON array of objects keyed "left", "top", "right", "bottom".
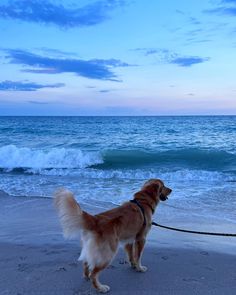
[{"left": 0, "top": 116, "right": 235, "bottom": 224}]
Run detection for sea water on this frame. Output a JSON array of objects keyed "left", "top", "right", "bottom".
[{"left": 0, "top": 116, "right": 235, "bottom": 225}]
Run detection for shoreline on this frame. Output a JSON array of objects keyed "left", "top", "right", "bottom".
[{"left": 0, "top": 192, "right": 236, "bottom": 294}]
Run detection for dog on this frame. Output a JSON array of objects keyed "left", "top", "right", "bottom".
[{"left": 54, "top": 179, "right": 172, "bottom": 293}]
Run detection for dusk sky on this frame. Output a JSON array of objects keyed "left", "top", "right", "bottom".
[{"left": 0, "top": 0, "right": 236, "bottom": 115}]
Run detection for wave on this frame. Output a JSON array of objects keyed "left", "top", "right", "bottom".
[
  {"left": 0, "top": 167, "right": 234, "bottom": 184},
  {"left": 95, "top": 148, "right": 236, "bottom": 171},
  {"left": 27, "top": 168, "right": 235, "bottom": 182},
  {"left": 0, "top": 145, "right": 235, "bottom": 172},
  {"left": 0, "top": 145, "right": 103, "bottom": 169}
]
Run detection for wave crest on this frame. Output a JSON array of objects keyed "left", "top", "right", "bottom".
[
  {"left": 0, "top": 145, "right": 235, "bottom": 172},
  {"left": 0, "top": 145, "right": 103, "bottom": 169}
]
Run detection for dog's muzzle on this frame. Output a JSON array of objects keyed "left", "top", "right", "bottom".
[
  {"left": 160, "top": 188, "right": 172, "bottom": 201},
  {"left": 160, "top": 193, "right": 168, "bottom": 201}
]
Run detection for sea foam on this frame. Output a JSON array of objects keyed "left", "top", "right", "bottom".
[{"left": 0, "top": 145, "right": 103, "bottom": 169}]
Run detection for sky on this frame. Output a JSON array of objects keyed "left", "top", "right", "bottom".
[{"left": 0, "top": 0, "right": 236, "bottom": 115}]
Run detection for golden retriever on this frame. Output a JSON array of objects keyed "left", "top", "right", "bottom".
[{"left": 54, "top": 179, "right": 172, "bottom": 293}]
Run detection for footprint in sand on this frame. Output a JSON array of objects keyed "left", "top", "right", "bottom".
[
  {"left": 119, "top": 259, "right": 128, "bottom": 265},
  {"left": 19, "top": 256, "right": 27, "bottom": 261},
  {"left": 41, "top": 249, "right": 67, "bottom": 255},
  {"left": 200, "top": 251, "right": 209, "bottom": 256},
  {"left": 183, "top": 278, "right": 200, "bottom": 283},
  {"left": 45, "top": 250, "right": 61, "bottom": 255},
  {"left": 55, "top": 266, "right": 67, "bottom": 272},
  {"left": 18, "top": 263, "right": 29, "bottom": 272},
  {"left": 68, "top": 262, "right": 78, "bottom": 268},
  {"left": 205, "top": 266, "right": 214, "bottom": 271},
  {"left": 161, "top": 256, "right": 169, "bottom": 260}
]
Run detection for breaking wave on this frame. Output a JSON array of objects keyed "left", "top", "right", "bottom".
[
  {"left": 0, "top": 145, "right": 235, "bottom": 174},
  {"left": 0, "top": 145, "right": 103, "bottom": 169}
]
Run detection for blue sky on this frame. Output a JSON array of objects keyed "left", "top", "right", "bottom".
[{"left": 0, "top": 0, "right": 236, "bottom": 115}]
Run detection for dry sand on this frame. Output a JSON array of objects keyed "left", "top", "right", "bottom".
[{"left": 0, "top": 191, "right": 235, "bottom": 295}]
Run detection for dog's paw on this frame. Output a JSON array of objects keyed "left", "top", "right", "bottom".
[
  {"left": 136, "top": 265, "right": 148, "bottom": 272},
  {"left": 130, "top": 262, "right": 137, "bottom": 269},
  {"left": 98, "top": 284, "right": 110, "bottom": 293},
  {"left": 83, "top": 274, "right": 90, "bottom": 281}
]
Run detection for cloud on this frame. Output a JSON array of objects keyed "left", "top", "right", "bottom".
[
  {"left": 27, "top": 100, "right": 50, "bottom": 104},
  {"left": 0, "top": 80, "right": 64, "bottom": 91},
  {"left": 206, "top": 0, "right": 236, "bottom": 16},
  {"left": 175, "top": 9, "right": 185, "bottom": 15},
  {"left": 99, "top": 89, "right": 114, "bottom": 93},
  {"left": 85, "top": 85, "right": 97, "bottom": 89},
  {"left": 207, "top": 7, "right": 236, "bottom": 16},
  {"left": 185, "top": 38, "right": 212, "bottom": 45},
  {"left": 189, "top": 17, "right": 201, "bottom": 25},
  {"left": 35, "top": 47, "right": 79, "bottom": 58},
  {"left": 4, "top": 49, "right": 131, "bottom": 81},
  {"left": 186, "top": 29, "right": 203, "bottom": 36},
  {"left": 133, "top": 47, "right": 209, "bottom": 67},
  {"left": 0, "top": 0, "right": 125, "bottom": 28},
  {"left": 132, "top": 48, "right": 160, "bottom": 56},
  {"left": 170, "top": 56, "right": 210, "bottom": 67},
  {"left": 222, "top": 0, "right": 236, "bottom": 4}
]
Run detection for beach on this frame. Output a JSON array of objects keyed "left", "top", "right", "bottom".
[
  {"left": 0, "top": 116, "right": 235, "bottom": 294},
  {"left": 1, "top": 191, "right": 235, "bottom": 295},
  {"left": 1, "top": 0, "right": 236, "bottom": 290}
]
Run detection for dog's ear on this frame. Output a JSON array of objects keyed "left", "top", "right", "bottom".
[{"left": 144, "top": 182, "right": 160, "bottom": 196}]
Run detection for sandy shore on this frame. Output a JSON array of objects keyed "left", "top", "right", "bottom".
[{"left": 0, "top": 191, "right": 235, "bottom": 295}]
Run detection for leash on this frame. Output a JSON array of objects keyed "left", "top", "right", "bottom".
[
  {"left": 151, "top": 221, "right": 236, "bottom": 237},
  {"left": 130, "top": 200, "right": 236, "bottom": 237}
]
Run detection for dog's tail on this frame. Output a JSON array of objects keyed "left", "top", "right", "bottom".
[{"left": 54, "top": 188, "right": 96, "bottom": 239}]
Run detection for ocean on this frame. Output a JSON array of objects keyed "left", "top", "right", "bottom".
[{"left": 0, "top": 116, "right": 235, "bottom": 226}]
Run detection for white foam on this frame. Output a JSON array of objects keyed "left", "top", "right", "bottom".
[
  {"left": 33, "top": 167, "right": 233, "bottom": 182},
  {"left": 0, "top": 145, "right": 103, "bottom": 169}
]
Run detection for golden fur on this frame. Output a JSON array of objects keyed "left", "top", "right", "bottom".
[{"left": 54, "top": 179, "right": 172, "bottom": 293}]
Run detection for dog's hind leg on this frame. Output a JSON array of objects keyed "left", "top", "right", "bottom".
[
  {"left": 90, "top": 263, "right": 110, "bottom": 293},
  {"left": 124, "top": 243, "right": 136, "bottom": 268},
  {"left": 83, "top": 261, "right": 90, "bottom": 280},
  {"left": 133, "top": 238, "right": 147, "bottom": 272}
]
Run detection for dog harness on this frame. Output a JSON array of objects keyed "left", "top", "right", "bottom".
[{"left": 130, "top": 199, "right": 147, "bottom": 226}]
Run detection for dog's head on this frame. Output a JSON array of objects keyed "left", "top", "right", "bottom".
[{"left": 141, "top": 179, "right": 172, "bottom": 202}]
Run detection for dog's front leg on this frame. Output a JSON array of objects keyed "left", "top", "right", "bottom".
[{"left": 133, "top": 238, "right": 147, "bottom": 272}]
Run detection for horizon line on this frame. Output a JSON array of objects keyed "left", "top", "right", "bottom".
[{"left": 0, "top": 114, "right": 235, "bottom": 117}]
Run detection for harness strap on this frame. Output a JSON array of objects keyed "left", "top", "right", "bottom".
[{"left": 130, "top": 199, "right": 146, "bottom": 226}]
